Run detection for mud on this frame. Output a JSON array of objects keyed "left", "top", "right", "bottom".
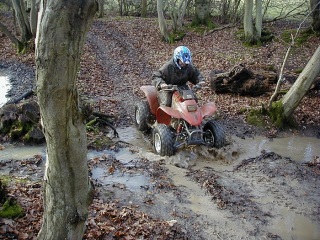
[{"left": 1, "top": 126, "right": 319, "bottom": 239}]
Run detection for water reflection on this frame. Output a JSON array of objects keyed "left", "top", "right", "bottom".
[
  {"left": 236, "top": 135, "right": 320, "bottom": 162},
  {"left": 0, "top": 72, "right": 11, "bottom": 107}
]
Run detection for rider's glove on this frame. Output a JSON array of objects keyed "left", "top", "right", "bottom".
[
  {"left": 194, "top": 84, "right": 201, "bottom": 90},
  {"left": 195, "top": 81, "right": 205, "bottom": 90},
  {"left": 160, "top": 83, "right": 168, "bottom": 90}
]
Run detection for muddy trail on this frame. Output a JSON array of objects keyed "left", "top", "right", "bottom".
[{"left": 1, "top": 18, "right": 320, "bottom": 239}]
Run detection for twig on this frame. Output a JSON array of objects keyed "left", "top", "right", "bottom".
[
  {"left": 96, "top": 118, "right": 118, "bottom": 137},
  {"left": 92, "top": 111, "right": 115, "bottom": 120},
  {"left": 6, "top": 90, "right": 34, "bottom": 105}
]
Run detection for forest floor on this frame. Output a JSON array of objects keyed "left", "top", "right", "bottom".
[{"left": 1, "top": 13, "right": 320, "bottom": 239}]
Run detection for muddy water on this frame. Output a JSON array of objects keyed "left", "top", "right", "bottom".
[
  {"left": 0, "top": 72, "right": 11, "bottom": 107},
  {"left": 0, "top": 126, "right": 319, "bottom": 238},
  {"left": 237, "top": 135, "right": 320, "bottom": 163}
]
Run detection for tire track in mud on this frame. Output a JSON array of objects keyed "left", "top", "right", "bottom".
[
  {"left": 186, "top": 151, "right": 320, "bottom": 239},
  {"left": 85, "top": 20, "right": 154, "bottom": 124}
]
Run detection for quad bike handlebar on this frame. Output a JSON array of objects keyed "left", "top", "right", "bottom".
[
  {"left": 160, "top": 84, "right": 179, "bottom": 91},
  {"left": 160, "top": 84, "right": 203, "bottom": 92}
]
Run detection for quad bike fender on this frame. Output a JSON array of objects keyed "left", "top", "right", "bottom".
[
  {"left": 157, "top": 106, "right": 182, "bottom": 125},
  {"left": 140, "top": 85, "right": 159, "bottom": 115},
  {"left": 200, "top": 102, "right": 217, "bottom": 117}
]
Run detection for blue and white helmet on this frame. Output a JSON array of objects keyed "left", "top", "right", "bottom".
[{"left": 173, "top": 46, "right": 192, "bottom": 69}]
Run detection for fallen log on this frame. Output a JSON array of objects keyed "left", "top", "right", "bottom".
[
  {"left": 204, "top": 24, "right": 235, "bottom": 36},
  {"left": 210, "top": 64, "right": 277, "bottom": 96}
]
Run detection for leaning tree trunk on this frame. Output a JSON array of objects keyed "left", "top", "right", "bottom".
[
  {"left": 36, "top": 0, "right": 97, "bottom": 239},
  {"left": 270, "top": 46, "right": 320, "bottom": 127},
  {"left": 280, "top": 46, "right": 320, "bottom": 118}
]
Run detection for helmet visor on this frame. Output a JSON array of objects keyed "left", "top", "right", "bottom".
[{"left": 182, "top": 53, "right": 191, "bottom": 65}]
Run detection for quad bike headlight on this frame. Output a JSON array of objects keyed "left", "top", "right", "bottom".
[{"left": 187, "top": 105, "right": 197, "bottom": 112}]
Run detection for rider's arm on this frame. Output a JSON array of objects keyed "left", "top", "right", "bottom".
[
  {"left": 152, "top": 61, "right": 171, "bottom": 90},
  {"left": 190, "top": 65, "right": 205, "bottom": 86}
]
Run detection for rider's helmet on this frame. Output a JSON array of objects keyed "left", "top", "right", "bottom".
[{"left": 173, "top": 46, "right": 192, "bottom": 69}]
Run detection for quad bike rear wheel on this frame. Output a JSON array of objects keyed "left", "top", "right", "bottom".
[
  {"left": 153, "top": 124, "right": 175, "bottom": 156},
  {"left": 203, "top": 120, "right": 226, "bottom": 148},
  {"left": 134, "top": 100, "right": 151, "bottom": 131}
]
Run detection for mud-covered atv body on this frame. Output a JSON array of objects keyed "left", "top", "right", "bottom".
[{"left": 134, "top": 85, "right": 226, "bottom": 156}]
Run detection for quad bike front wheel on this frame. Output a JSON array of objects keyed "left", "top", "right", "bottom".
[
  {"left": 134, "top": 100, "right": 151, "bottom": 131},
  {"left": 203, "top": 120, "right": 226, "bottom": 148},
  {"left": 153, "top": 124, "right": 175, "bottom": 156}
]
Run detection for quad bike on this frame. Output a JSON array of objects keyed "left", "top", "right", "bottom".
[{"left": 134, "top": 84, "right": 226, "bottom": 156}]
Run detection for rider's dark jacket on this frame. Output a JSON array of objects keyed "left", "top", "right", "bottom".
[{"left": 152, "top": 58, "right": 205, "bottom": 90}]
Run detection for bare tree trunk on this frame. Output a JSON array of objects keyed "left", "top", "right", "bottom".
[
  {"left": 177, "top": 0, "right": 189, "bottom": 28},
  {"left": 310, "top": 0, "right": 320, "bottom": 31},
  {"left": 255, "top": 0, "right": 262, "bottom": 39},
  {"left": 194, "top": 0, "right": 211, "bottom": 26},
  {"left": 97, "top": 0, "right": 104, "bottom": 18},
  {"left": 157, "top": 0, "right": 169, "bottom": 41},
  {"left": 244, "top": 0, "right": 254, "bottom": 43},
  {"left": 141, "top": 0, "right": 147, "bottom": 17},
  {"left": 11, "top": 0, "right": 32, "bottom": 43},
  {"left": 170, "top": 0, "right": 188, "bottom": 32},
  {"left": 36, "top": 0, "right": 97, "bottom": 239},
  {"left": 29, "top": 0, "right": 39, "bottom": 36},
  {"left": 281, "top": 46, "right": 320, "bottom": 117}
]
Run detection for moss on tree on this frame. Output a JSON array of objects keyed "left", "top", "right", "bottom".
[
  {"left": 246, "top": 108, "right": 267, "bottom": 127},
  {"left": 268, "top": 101, "right": 296, "bottom": 129}
]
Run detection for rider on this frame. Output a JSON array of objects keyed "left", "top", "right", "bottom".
[{"left": 152, "top": 46, "right": 205, "bottom": 106}]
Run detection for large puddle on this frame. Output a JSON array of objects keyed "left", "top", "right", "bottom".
[
  {"left": 0, "top": 126, "right": 319, "bottom": 238},
  {"left": 0, "top": 71, "right": 11, "bottom": 107},
  {"left": 234, "top": 134, "right": 319, "bottom": 163}
]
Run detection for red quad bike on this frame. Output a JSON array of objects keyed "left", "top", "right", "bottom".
[{"left": 134, "top": 85, "right": 226, "bottom": 156}]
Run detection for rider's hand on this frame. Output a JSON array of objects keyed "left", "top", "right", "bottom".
[
  {"left": 198, "top": 81, "right": 205, "bottom": 87},
  {"left": 195, "top": 81, "right": 205, "bottom": 90},
  {"left": 160, "top": 83, "right": 168, "bottom": 89}
]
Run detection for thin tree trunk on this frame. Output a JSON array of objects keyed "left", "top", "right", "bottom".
[
  {"left": 157, "top": 0, "right": 169, "bottom": 41},
  {"left": 11, "top": 0, "right": 32, "bottom": 43},
  {"left": 36, "top": 0, "right": 97, "bottom": 239},
  {"left": 281, "top": 46, "right": 320, "bottom": 117},
  {"left": 141, "top": 0, "right": 147, "bottom": 17},
  {"left": 255, "top": 0, "right": 262, "bottom": 39},
  {"left": 177, "top": 0, "right": 189, "bottom": 28},
  {"left": 244, "top": 0, "right": 254, "bottom": 43},
  {"left": 310, "top": 0, "right": 320, "bottom": 31},
  {"left": 29, "top": 0, "right": 39, "bottom": 36},
  {"left": 97, "top": 0, "right": 104, "bottom": 18}
]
